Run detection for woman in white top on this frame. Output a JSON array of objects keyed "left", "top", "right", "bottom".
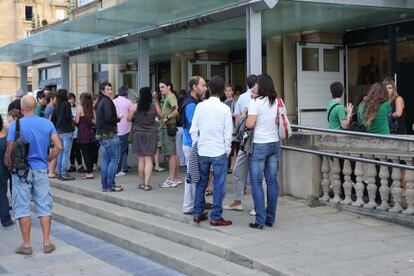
[{"left": 246, "top": 74, "right": 281, "bottom": 229}]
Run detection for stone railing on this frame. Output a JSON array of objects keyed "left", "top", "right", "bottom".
[{"left": 280, "top": 132, "right": 414, "bottom": 216}]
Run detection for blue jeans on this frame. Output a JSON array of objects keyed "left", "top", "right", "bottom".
[
  {"left": 249, "top": 142, "right": 281, "bottom": 225},
  {"left": 193, "top": 154, "right": 228, "bottom": 221},
  {"left": 0, "top": 173, "right": 12, "bottom": 226},
  {"left": 100, "top": 136, "right": 121, "bottom": 190},
  {"left": 57, "top": 132, "right": 74, "bottom": 176},
  {"left": 117, "top": 134, "right": 129, "bottom": 173}
]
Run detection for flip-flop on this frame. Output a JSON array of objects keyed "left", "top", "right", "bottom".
[
  {"left": 143, "top": 185, "right": 152, "bottom": 191},
  {"left": 154, "top": 167, "right": 166, "bottom": 172}
]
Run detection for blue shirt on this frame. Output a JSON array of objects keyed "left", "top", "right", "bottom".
[
  {"left": 7, "top": 115, "right": 57, "bottom": 170},
  {"left": 182, "top": 103, "right": 196, "bottom": 147}
]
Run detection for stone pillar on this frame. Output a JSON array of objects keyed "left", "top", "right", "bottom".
[
  {"left": 171, "top": 55, "right": 182, "bottom": 91},
  {"left": 403, "top": 159, "right": 414, "bottom": 215},
  {"left": 265, "top": 36, "right": 283, "bottom": 98},
  {"left": 352, "top": 159, "right": 365, "bottom": 207},
  {"left": 320, "top": 156, "right": 330, "bottom": 202},
  {"left": 61, "top": 56, "right": 70, "bottom": 90},
  {"left": 329, "top": 158, "right": 342, "bottom": 204},
  {"left": 246, "top": 7, "right": 262, "bottom": 76},
  {"left": 283, "top": 33, "right": 301, "bottom": 123},
  {"left": 363, "top": 158, "right": 378, "bottom": 209},
  {"left": 19, "top": 65, "right": 28, "bottom": 92},
  {"left": 341, "top": 159, "right": 353, "bottom": 205},
  {"left": 108, "top": 64, "right": 117, "bottom": 89},
  {"left": 377, "top": 157, "right": 390, "bottom": 211},
  {"left": 180, "top": 53, "right": 194, "bottom": 90},
  {"left": 138, "top": 36, "right": 150, "bottom": 88},
  {"left": 390, "top": 158, "right": 403, "bottom": 213}
]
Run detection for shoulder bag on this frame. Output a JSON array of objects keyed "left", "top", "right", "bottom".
[{"left": 276, "top": 97, "right": 292, "bottom": 139}]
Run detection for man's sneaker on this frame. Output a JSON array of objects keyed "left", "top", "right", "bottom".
[
  {"left": 223, "top": 203, "right": 243, "bottom": 211},
  {"left": 115, "top": 171, "right": 126, "bottom": 177},
  {"left": 67, "top": 166, "right": 76, "bottom": 173},
  {"left": 78, "top": 166, "right": 86, "bottom": 173},
  {"left": 169, "top": 178, "right": 182, "bottom": 187},
  {"left": 250, "top": 209, "right": 256, "bottom": 216},
  {"left": 44, "top": 243, "right": 56, "bottom": 254},
  {"left": 160, "top": 179, "right": 175, "bottom": 188}
]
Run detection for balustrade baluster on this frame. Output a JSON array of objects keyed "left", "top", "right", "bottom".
[
  {"left": 320, "top": 156, "right": 330, "bottom": 202},
  {"left": 340, "top": 159, "right": 353, "bottom": 205},
  {"left": 329, "top": 157, "right": 342, "bottom": 204},
  {"left": 389, "top": 158, "right": 403, "bottom": 213},
  {"left": 352, "top": 159, "right": 365, "bottom": 207},
  {"left": 377, "top": 157, "right": 390, "bottom": 211},
  {"left": 364, "top": 156, "right": 378, "bottom": 209},
  {"left": 403, "top": 159, "right": 414, "bottom": 215}
]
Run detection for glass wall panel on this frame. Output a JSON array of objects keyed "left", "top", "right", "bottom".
[
  {"left": 397, "top": 40, "right": 414, "bottom": 62},
  {"left": 323, "top": 49, "right": 339, "bottom": 72}
]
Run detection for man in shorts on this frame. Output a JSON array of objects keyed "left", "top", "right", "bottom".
[
  {"left": 159, "top": 80, "right": 181, "bottom": 188},
  {"left": 5, "top": 95, "right": 62, "bottom": 255}
]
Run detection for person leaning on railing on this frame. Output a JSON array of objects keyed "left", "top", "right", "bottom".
[{"left": 357, "top": 82, "right": 391, "bottom": 134}]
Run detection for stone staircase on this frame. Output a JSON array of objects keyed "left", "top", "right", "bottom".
[{"left": 50, "top": 181, "right": 284, "bottom": 276}]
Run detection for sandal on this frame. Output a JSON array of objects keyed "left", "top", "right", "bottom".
[
  {"left": 143, "top": 185, "right": 152, "bottom": 191},
  {"left": 138, "top": 183, "right": 145, "bottom": 189},
  {"left": 154, "top": 167, "right": 166, "bottom": 172},
  {"left": 48, "top": 175, "right": 58, "bottom": 179},
  {"left": 109, "top": 186, "right": 124, "bottom": 192},
  {"left": 205, "top": 189, "right": 213, "bottom": 196},
  {"left": 81, "top": 175, "right": 95, "bottom": 179}
]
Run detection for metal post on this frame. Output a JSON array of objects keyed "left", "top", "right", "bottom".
[
  {"left": 61, "top": 56, "right": 70, "bottom": 90},
  {"left": 246, "top": 7, "right": 262, "bottom": 76},
  {"left": 19, "top": 65, "right": 28, "bottom": 92},
  {"left": 137, "top": 36, "right": 149, "bottom": 88}
]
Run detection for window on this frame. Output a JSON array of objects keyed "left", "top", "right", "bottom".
[
  {"left": 302, "top": 48, "right": 319, "bottom": 71},
  {"left": 78, "top": 0, "right": 95, "bottom": 7},
  {"left": 56, "top": 9, "right": 65, "bottom": 20},
  {"left": 323, "top": 49, "right": 340, "bottom": 72},
  {"left": 25, "top": 6, "right": 33, "bottom": 21}
]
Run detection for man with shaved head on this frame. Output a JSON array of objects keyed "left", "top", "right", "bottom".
[{"left": 5, "top": 95, "right": 62, "bottom": 255}]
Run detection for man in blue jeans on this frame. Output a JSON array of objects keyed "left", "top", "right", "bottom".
[
  {"left": 190, "top": 76, "right": 233, "bottom": 226},
  {"left": 5, "top": 96, "right": 62, "bottom": 255}
]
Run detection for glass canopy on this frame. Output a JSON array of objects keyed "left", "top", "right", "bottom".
[{"left": 0, "top": 0, "right": 250, "bottom": 63}]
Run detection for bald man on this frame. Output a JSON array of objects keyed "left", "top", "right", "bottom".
[{"left": 4, "top": 95, "right": 62, "bottom": 255}]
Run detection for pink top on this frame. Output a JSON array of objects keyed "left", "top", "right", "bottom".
[{"left": 113, "top": 96, "right": 132, "bottom": 136}]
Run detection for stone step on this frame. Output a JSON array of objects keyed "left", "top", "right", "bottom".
[
  {"left": 50, "top": 187, "right": 280, "bottom": 276},
  {"left": 52, "top": 202, "right": 271, "bottom": 276}
]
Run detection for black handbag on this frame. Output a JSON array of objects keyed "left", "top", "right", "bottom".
[{"left": 166, "top": 124, "right": 177, "bottom": 136}]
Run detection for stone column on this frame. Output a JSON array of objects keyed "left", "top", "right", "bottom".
[
  {"left": 352, "top": 159, "right": 365, "bottom": 207},
  {"left": 329, "top": 158, "right": 342, "bottom": 204},
  {"left": 19, "top": 65, "right": 28, "bottom": 92},
  {"left": 377, "top": 157, "right": 390, "bottom": 211},
  {"left": 61, "top": 56, "right": 70, "bottom": 90},
  {"left": 138, "top": 36, "right": 149, "bottom": 88},
  {"left": 265, "top": 36, "right": 283, "bottom": 98},
  {"left": 171, "top": 55, "right": 182, "bottom": 91},
  {"left": 389, "top": 158, "right": 403, "bottom": 213},
  {"left": 364, "top": 157, "right": 378, "bottom": 209},
  {"left": 246, "top": 7, "right": 262, "bottom": 75},
  {"left": 341, "top": 159, "right": 353, "bottom": 205},
  {"left": 403, "top": 159, "right": 414, "bottom": 215},
  {"left": 320, "top": 156, "right": 330, "bottom": 202}
]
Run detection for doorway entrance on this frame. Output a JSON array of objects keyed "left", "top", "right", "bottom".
[
  {"left": 188, "top": 60, "right": 229, "bottom": 84},
  {"left": 296, "top": 42, "right": 345, "bottom": 127}
]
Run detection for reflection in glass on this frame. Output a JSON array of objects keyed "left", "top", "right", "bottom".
[{"left": 302, "top": 48, "right": 319, "bottom": 71}]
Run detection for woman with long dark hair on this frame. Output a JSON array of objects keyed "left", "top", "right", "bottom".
[
  {"left": 357, "top": 82, "right": 391, "bottom": 134},
  {"left": 75, "top": 93, "right": 96, "bottom": 179},
  {"left": 128, "top": 87, "right": 163, "bottom": 191},
  {"left": 52, "top": 89, "right": 75, "bottom": 180},
  {"left": 245, "top": 74, "right": 281, "bottom": 229}
]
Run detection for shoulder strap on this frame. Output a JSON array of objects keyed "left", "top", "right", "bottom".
[
  {"left": 15, "top": 118, "right": 21, "bottom": 140},
  {"left": 327, "top": 103, "right": 341, "bottom": 122}
]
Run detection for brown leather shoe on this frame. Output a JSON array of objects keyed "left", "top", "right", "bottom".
[
  {"left": 193, "top": 212, "right": 208, "bottom": 224},
  {"left": 210, "top": 218, "right": 232, "bottom": 226},
  {"left": 204, "top": 202, "right": 212, "bottom": 210}
]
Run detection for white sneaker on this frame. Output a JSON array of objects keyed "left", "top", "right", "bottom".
[
  {"left": 223, "top": 204, "right": 243, "bottom": 211},
  {"left": 115, "top": 171, "right": 126, "bottom": 177},
  {"left": 160, "top": 179, "right": 175, "bottom": 188},
  {"left": 250, "top": 209, "right": 256, "bottom": 216},
  {"left": 169, "top": 178, "right": 182, "bottom": 187}
]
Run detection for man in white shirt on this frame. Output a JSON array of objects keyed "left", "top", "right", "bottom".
[
  {"left": 224, "top": 75, "right": 257, "bottom": 212},
  {"left": 190, "top": 76, "right": 233, "bottom": 226}
]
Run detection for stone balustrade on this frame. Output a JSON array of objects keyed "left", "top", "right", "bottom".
[{"left": 280, "top": 132, "right": 414, "bottom": 215}]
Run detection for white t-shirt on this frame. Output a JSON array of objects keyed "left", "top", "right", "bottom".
[
  {"left": 234, "top": 89, "right": 251, "bottom": 116},
  {"left": 248, "top": 97, "right": 279, "bottom": 143}
]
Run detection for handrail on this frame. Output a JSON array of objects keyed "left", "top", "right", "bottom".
[
  {"left": 291, "top": 125, "right": 414, "bottom": 143},
  {"left": 282, "top": 145, "right": 414, "bottom": 170}
]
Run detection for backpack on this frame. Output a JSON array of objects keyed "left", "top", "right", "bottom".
[
  {"left": 11, "top": 119, "right": 31, "bottom": 182},
  {"left": 177, "top": 96, "right": 198, "bottom": 128}
]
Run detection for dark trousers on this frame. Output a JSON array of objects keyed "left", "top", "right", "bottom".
[
  {"left": 79, "top": 143, "right": 95, "bottom": 174},
  {"left": 0, "top": 173, "right": 12, "bottom": 226},
  {"left": 92, "top": 142, "right": 100, "bottom": 164},
  {"left": 70, "top": 138, "right": 83, "bottom": 167}
]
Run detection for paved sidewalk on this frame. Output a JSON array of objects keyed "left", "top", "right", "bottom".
[
  {"left": 53, "top": 160, "right": 414, "bottom": 276},
  {"left": 0, "top": 214, "right": 182, "bottom": 276}
]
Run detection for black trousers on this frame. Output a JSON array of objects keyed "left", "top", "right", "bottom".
[
  {"left": 0, "top": 174, "right": 12, "bottom": 226},
  {"left": 70, "top": 138, "right": 83, "bottom": 167},
  {"left": 79, "top": 143, "right": 96, "bottom": 173}
]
